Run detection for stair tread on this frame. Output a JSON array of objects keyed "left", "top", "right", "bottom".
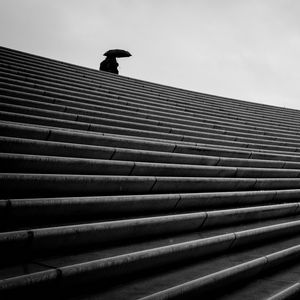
[
  {"left": 65, "top": 235, "right": 300, "bottom": 300},
  {"left": 2, "top": 45, "right": 300, "bottom": 299}
]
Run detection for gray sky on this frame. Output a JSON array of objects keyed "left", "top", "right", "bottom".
[{"left": 1, "top": 0, "right": 300, "bottom": 110}]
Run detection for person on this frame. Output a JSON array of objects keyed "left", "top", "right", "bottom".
[{"left": 99, "top": 56, "right": 119, "bottom": 74}]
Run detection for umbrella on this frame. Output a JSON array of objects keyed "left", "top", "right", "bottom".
[{"left": 103, "top": 49, "right": 132, "bottom": 58}]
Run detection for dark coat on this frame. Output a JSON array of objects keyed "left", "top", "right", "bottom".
[{"left": 99, "top": 57, "right": 119, "bottom": 74}]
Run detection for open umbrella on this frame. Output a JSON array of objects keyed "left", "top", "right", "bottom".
[{"left": 103, "top": 49, "right": 132, "bottom": 58}]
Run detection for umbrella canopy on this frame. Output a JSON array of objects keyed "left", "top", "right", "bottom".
[{"left": 103, "top": 49, "right": 132, "bottom": 58}]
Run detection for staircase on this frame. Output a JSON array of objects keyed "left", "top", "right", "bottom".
[{"left": 1, "top": 46, "right": 300, "bottom": 299}]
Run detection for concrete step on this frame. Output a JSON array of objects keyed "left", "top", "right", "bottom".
[
  {"left": 3, "top": 109, "right": 300, "bottom": 153},
  {"left": 2, "top": 77, "right": 300, "bottom": 135},
  {"left": 267, "top": 282, "right": 300, "bottom": 300},
  {"left": 4, "top": 95, "right": 300, "bottom": 144},
  {"left": 2, "top": 46, "right": 300, "bottom": 299},
  {"left": 3, "top": 121, "right": 300, "bottom": 162},
  {"left": 2, "top": 173, "right": 300, "bottom": 198},
  {"left": 1, "top": 203, "right": 300, "bottom": 259},
  {"left": 4, "top": 136, "right": 300, "bottom": 169},
  {"left": 2, "top": 190, "right": 300, "bottom": 228},
  {"left": 3, "top": 102, "right": 289, "bottom": 148},
  {"left": 219, "top": 263, "right": 300, "bottom": 300},
  {"left": 2, "top": 61, "right": 295, "bottom": 121},
  {"left": 2, "top": 153, "right": 300, "bottom": 178},
  {"left": 2, "top": 47, "right": 300, "bottom": 122},
  {"left": 5, "top": 173, "right": 300, "bottom": 198},
  {"left": 88, "top": 243, "right": 300, "bottom": 300},
  {"left": 2, "top": 220, "right": 300, "bottom": 298},
  {"left": 1, "top": 216, "right": 296, "bottom": 278},
  {"left": 140, "top": 244, "right": 300, "bottom": 300},
  {"left": 5, "top": 136, "right": 300, "bottom": 172},
  {"left": 3, "top": 88, "right": 300, "bottom": 141},
  {"left": 1, "top": 46, "right": 296, "bottom": 123},
  {"left": 2, "top": 67, "right": 300, "bottom": 129},
  {"left": 3, "top": 98, "right": 300, "bottom": 148}
]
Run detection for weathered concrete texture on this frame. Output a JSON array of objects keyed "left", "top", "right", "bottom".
[
  {"left": 1, "top": 203, "right": 300, "bottom": 260},
  {"left": 3, "top": 153, "right": 300, "bottom": 177},
  {"left": 268, "top": 282, "right": 300, "bottom": 300},
  {"left": 2, "top": 46, "right": 300, "bottom": 299},
  {"left": 2, "top": 222, "right": 300, "bottom": 297},
  {"left": 1, "top": 189, "right": 299, "bottom": 224},
  {"left": 140, "top": 245, "right": 300, "bottom": 300},
  {"left": 5, "top": 174, "right": 300, "bottom": 198}
]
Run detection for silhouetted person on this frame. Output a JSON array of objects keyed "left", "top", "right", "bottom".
[{"left": 99, "top": 56, "right": 119, "bottom": 74}]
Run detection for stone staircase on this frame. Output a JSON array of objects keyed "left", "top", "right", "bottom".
[{"left": 1, "top": 46, "right": 300, "bottom": 299}]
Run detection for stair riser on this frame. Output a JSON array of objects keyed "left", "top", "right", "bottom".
[
  {"left": 3, "top": 121, "right": 300, "bottom": 163},
  {"left": 2, "top": 78, "right": 300, "bottom": 136},
  {"left": 1, "top": 203, "right": 299, "bottom": 259},
  {"left": 3, "top": 100, "right": 300, "bottom": 148},
  {"left": 2, "top": 69, "right": 300, "bottom": 132},
  {"left": 3, "top": 110, "right": 300, "bottom": 153},
  {"left": 268, "top": 282, "right": 300, "bottom": 300},
  {"left": 3, "top": 174, "right": 300, "bottom": 197},
  {"left": 1, "top": 222, "right": 300, "bottom": 296},
  {"left": 141, "top": 245, "right": 300, "bottom": 299},
  {"left": 1, "top": 48, "right": 300, "bottom": 122},
  {"left": 2, "top": 190, "right": 300, "bottom": 227},
  {"left": 5, "top": 137, "right": 300, "bottom": 169},
  {"left": 2, "top": 154, "right": 300, "bottom": 178},
  {"left": 2, "top": 45, "right": 300, "bottom": 299},
  {"left": 3, "top": 87, "right": 299, "bottom": 141}
]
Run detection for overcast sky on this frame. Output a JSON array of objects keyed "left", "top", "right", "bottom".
[{"left": 1, "top": 0, "right": 300, "bottom": 110}]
